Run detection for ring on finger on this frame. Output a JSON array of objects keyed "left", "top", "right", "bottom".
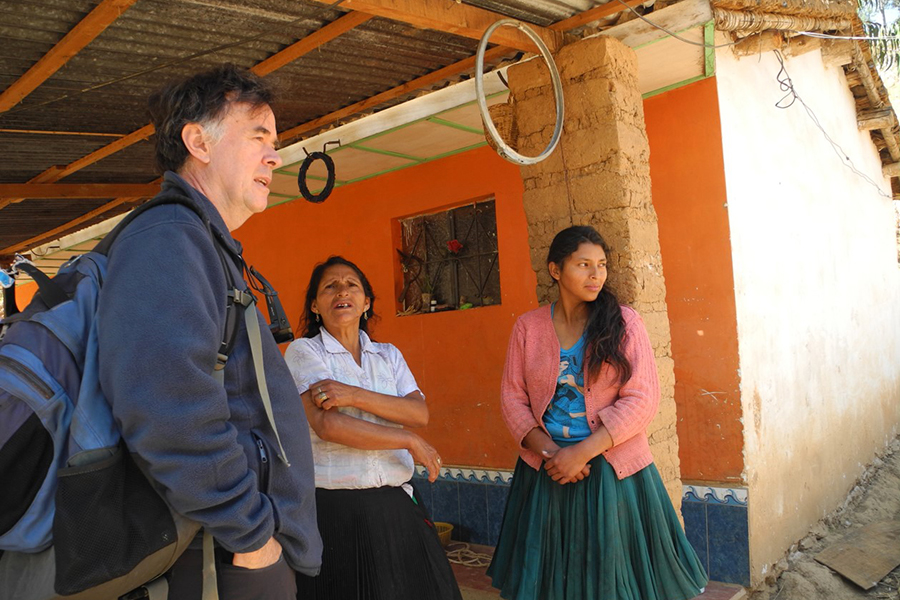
[{"left": 317, "top": 392, "right": 328, "bottom": 402}]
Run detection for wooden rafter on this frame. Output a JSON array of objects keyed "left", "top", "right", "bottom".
[
  {"left": 10, "top": 10, "right": 371, "bottom": 196},
  {"left": 308, "top": 0, "right": 569, "bottom": 52},
  {"left": 0, "top": 0, "right": 139, "bottom": 113},
  {"left": 252, "top": 11, "right": 373, "bottom": 76},
  {"left": 0, "top": 125, "right": 156, "bottom": 208},
  {"left": 280, "top": 0, "right": 641, "bottom": 142},
  {"left": 0, "top": 183, "right": 161, "bottom": 199},
  {"left": 0, "top": 197, "right": 135, "bottom": 256},
  {"left": 0, "top": 128, "right": 123, "bottom": 137},
  {"left": 280, "top": 45, "right": 512, "bottom": 141},
  {"left": 9, "top": 0, "right": 647, "bottom": 253},
  {"left": 553, "top": 0, "right": 647, "bottom": 30},
  {"left": 0, "top": 10, "right": 374, "bottom": 249}
]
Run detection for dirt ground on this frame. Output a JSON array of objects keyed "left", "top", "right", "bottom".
[{"left": 749, "top": 436, "right": 900, "bottom": 600}]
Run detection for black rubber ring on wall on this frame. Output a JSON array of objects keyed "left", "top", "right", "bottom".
[{"left": 298, "top": 151, "right": 336, "bottom": 203}]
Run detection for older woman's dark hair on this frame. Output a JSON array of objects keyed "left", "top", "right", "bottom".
[
  {"left": 301, "top": 256, "right": 377, "bottom": 338},
  {"left": 148, "top": 64, "right": 275, "bottom": 174},
  {"left": 548, "top": 225, "right": 631, "bottom": 383}
]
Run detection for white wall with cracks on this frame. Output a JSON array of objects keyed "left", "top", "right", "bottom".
[{"left": 715, "top": 45, "right": 900, "bottom": 586}]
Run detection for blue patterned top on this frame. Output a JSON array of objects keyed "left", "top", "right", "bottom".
[{"left": 542, "top": 306, "right": 592, "bottom": 443}]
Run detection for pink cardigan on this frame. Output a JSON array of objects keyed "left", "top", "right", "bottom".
[{"left": 500, "top": 304, "right": 660, "bottom": 479}]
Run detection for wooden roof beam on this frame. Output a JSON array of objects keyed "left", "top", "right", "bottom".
[
  {"left": 0, "top": 183, "right": 161, "bottom": 199},
  {"left": 280, "top": 0, "right": 642, "bottom": 142},
  {"left": 552, "top": 0, "right": 646, "bottom": 30},
  {"left": 252, "top": 11, "right": 373, "bottom": 75},
  {"left": 883, "top": 162, "right": 900, "bottom": 178},
  {"left": 0, "top": 0, "right": 139, "bottom": 113},
  {"left": 0, "top": 197, "right": 135, "bottom": 256},
  {"left": 0, "top": 10, "right": 371, "bottom": 220},
  {"left": 309, "top": 0, "right": 570, "bottom": 52},
  {"left": 280, "top": 45, "right": 512, "bottom": 141},
  {"left": 858, "top": 108, "right": 895, "bottom": 131},
  {"left": 15, "top": 10, "right": 370, "bottom": 189}
]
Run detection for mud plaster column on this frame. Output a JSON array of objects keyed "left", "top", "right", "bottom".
[{"left": 505, "top": 35, "right": 682, "bottom": 506}]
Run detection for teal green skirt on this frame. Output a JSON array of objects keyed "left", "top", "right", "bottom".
[{"left": 487, "top": 454, "right": 708, "bottom": 600}]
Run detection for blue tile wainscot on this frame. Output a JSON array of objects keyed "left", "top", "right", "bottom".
[
  {"left": 411, "top": 466, "right": 512, "bottom": 546},
  {"left": 413, "top": 466, "right": 750, "bottom": 588},
  {"left": 681, "top": 484, "right": 750, "bottom": 587}
]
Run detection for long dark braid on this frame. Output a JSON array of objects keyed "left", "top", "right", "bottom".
[{"left": 547, "top": 226, "right": 632, "bottom": 383}]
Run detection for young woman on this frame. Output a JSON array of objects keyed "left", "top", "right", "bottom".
[
  {"left": 285, "top": 256, "right": 461, "bottom": 600},
  {"left": 487, "top": 226, "right": 708, "bottom": 600}
]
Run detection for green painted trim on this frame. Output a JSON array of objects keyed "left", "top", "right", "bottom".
[
  {"left": 425, "top": 141, "right": 487, "bottom": 162},
  {"left": 633, "top": 23, "right": 707, "bottom": 51},
  {"left": 281, "top": 143, "right": 352, "bottom": 172},
  {"left": 642, "top": 73, "right": 710, "bottom": 99},
  {"left": 268, "top": 195, "right": 300, "bottom": 208},
  {"left": 703, "top": 20, "right": 715, "bottom": 77},
  {"left": 348, "top": 123, "right": 413, "bottom": 144},
  {"left": 277, "top": 91, "right": 506, "bottom": 172},
  {"left": 267, "top": 180, "right": 346, "bottom": 208},
  {"left": 432, "top": 90, "right": 507, "bottom": 119},
  {"left": 426, "top": 116, "right": 483, "bottom": 134},
  {"left": 347, "top": 142, "right": 424, "bottom": 162},
  {"left": 271, "top": 90, "right": 505, "bottom": 190},
  {"left": 639, "top": 20, "right": 717, "bottom": 99},
  {"left": 341, "top": 141, "right": 489, "bottom": 185}
]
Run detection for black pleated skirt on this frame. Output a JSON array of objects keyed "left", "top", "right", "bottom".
[{"left": 296, "top": 485, "right": 462, "bottom": 600}]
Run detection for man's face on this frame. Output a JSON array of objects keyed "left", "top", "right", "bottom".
[{"left": 205, "top": 101, "right": 282, "bottom": 229}]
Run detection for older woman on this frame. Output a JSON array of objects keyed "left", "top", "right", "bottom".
[{"left": 284, "top": 256, "right": 461, "bottom": 600}]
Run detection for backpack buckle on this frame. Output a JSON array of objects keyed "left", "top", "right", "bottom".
[
  {"left": 227, "top": 288, "right": 255, "bottom": 308},
  {"left": 214, "top": 352, "right": 229, "bottom": 371}
]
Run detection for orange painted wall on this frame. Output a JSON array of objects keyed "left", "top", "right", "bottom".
[
  {"left": 644, "top": 77, "right": 744, "bottom": 483},
  {"left": 9, "top": 281, "right": 37, "bottom": 312},
  {"left": 237, "top": 146, "right": 537, "bottom": 469},
  {"left": 10, "top": 82, "right": 743, "bottom": 482}
]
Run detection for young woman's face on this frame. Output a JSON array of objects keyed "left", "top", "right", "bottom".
[
  {"left": 549, "top": 242, "right": 608, "bottom": 303},
  {"left": 312, "top": 264, "right": 371, "bottom": 329}
]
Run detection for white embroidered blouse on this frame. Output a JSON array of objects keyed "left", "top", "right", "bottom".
[{"left": 284, "top": 328, "right": 421, "bottom": 490}]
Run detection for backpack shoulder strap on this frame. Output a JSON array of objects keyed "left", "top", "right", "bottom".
[{"left": 97, "top": 192, "right": 245, "bottom": 376}]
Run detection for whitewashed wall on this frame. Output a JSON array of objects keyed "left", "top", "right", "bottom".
[{"left": 715, "top": 46, "right": 900, "bottom": 585}]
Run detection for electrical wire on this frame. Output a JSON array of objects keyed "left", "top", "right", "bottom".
[
  {"left": 797, "top": 31, "right": 900, "bottom": 41},
  {"left": 773, "top": 49, "right": 892, "bottom": 199},
  {"left": 612, "top": 0, "right": 900, "bottom": 48},
  {"left": 4, "top": 0, "right": 347, "bottom": 117},
  {"left": 9, "top": 0, "right": 900, "bottom": 118},
  {"left": 610, "top": 0, "right": 742, "bottom": 48}
]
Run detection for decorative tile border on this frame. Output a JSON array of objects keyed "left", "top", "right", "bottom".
[
  {"left": 681, "top": 484, "right": 751, "bottom": 586},
  {"left": 414, "top": 465, "right": 514, "bottom": 486},
  {"left": 683, "top": 484, "right": 748, "bottom": 507}
]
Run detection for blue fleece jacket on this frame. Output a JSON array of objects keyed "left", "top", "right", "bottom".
[{"left": 97, "top": 172, "right": 322, "bottom": 575}]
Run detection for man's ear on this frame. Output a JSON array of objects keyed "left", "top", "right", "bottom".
[{"left": 181, "top": 122, "right": 211, "bottom": 164}]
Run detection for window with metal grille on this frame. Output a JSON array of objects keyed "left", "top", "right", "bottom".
[{"left": 397, "top": 199, "right": 501, "bottom": 314}]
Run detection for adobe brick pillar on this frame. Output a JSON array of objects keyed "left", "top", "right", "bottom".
[{"left": 504, "top": 35, "right": 682, "bottom": 507}]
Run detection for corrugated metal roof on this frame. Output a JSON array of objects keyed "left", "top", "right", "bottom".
[
  {"left": 0, "top": 0, "right": 551, "bottom": 254},
  {"left": 1, "top": 0, "right": 895, "bottom": 259}
]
